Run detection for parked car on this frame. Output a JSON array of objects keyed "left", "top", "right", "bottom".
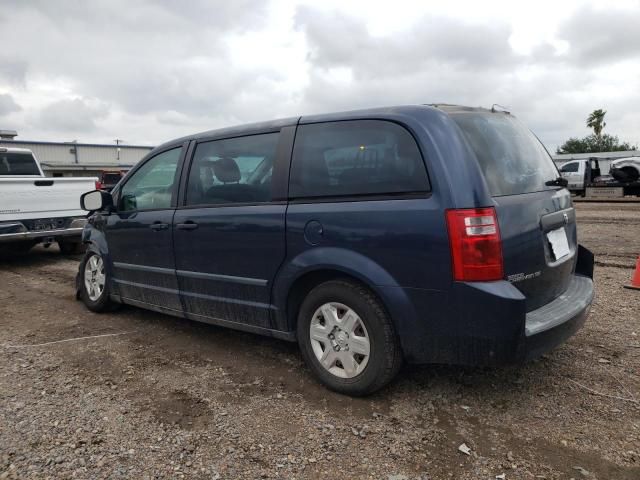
[
  {"left": 609, "top": 157, "right": 640, "bottom": 183},
  {"left": 0, "top": 147, "right": 97, "bottom": 254},
  {"left": 96, "top": 169, "right": 127, "bottom": 192},
  {"left": 76, "top": 105, "right": 595, "bottom": 395}
]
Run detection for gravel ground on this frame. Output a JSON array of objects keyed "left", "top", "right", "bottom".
[{"left": 1, "top": 202, "right": 639, "bottom": 479}]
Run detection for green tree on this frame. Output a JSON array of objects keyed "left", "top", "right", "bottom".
[
  {"left": 556, "top": 109, "right": 637, "bottom": 154},
  {"left": 557, "top": 134, "right": 636, "bottom": 154}
]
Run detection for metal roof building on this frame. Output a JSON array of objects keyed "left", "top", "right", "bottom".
[{"left": 0, "top": 137, "right": 154, "bottom": 177}]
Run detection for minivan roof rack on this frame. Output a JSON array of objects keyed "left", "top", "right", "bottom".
[{"left": 429, "top": 104, "right": 510, "bottom": 115}]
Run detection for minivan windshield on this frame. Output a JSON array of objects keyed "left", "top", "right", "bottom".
[
  {"left": 451, "top": 113, "right": 559, "bottom": 196},
  {"left": 0, "top": 152, "right": 40, "bottom": 175}
]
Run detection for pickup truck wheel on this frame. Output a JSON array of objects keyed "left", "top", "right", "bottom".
[
  {"left": 79, "top": 252, "right": 115, "bottom": 312},
  {"left": 296, "top": 280, "right": 403, "bottom": 396}
]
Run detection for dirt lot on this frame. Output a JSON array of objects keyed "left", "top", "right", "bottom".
[{"left": 1, "top": 202, "right": 639, "bottom": 480}]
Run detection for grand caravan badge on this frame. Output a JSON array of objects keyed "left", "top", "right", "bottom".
[{"left": 507, "top": 271, "right": 542, "bottom": 283}]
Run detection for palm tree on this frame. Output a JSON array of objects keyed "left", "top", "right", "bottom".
[{"left": 586, "top": 109, "right": 607, "bottom": 139}]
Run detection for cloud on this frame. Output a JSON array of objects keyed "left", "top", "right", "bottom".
[
  {"left": 0, "top": 94, "right": 22, "bottom": 116},
  {"left": 33, "top": 98, "right": 109, "bottom": 133},
  {"left": 0, "top": 1, "right": 638, "bottom": 149},
  {"left": 0, "top": 0, "right": 276, "bottom": 118},
  {"left": 558, "top": 6, "right": 640, "bottom": 66},
  {"left": 295, "top": 7, "right": 518, "bottom": 76},
  {"left": 292, "top": 7, "right": 522, "bottom": 121},
  {"left": 292, "top": 5, "right": 640, "bottom": 150},
  {"left": 0, "top": 58, "right": 28, "bottom": 86}
]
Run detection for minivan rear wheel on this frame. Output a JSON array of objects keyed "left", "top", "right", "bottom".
[{"left": 296, "top": 280, "right": 402, "bottom": 396}]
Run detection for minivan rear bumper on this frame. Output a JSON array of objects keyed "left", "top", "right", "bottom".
[
  {"left": 391, "top": 246, "right": 594, "bottom": 366},
  {"left": 520, "top": 274, "right": 593, "bottom": 361}
]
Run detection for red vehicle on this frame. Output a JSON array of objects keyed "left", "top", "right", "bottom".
[{"left": 95, "top": 170, "right": 127, "bottom": 191}]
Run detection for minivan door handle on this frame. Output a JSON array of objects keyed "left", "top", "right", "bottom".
[
  {"left": 176, "top": 221, "right": 199, "bottom": 231},
  {"left": 149, "top": 222, "right": 169, "bottom": 231},
  {"left": 540, "top": 208, "right": 575, "bottom": 232}
]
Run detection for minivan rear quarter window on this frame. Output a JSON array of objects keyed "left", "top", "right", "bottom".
[
  {"left": 289, "top": 120, "right": 429, "bottom": 199},
  {"left": 451, "top": 113, "right": 559, "bottom": 196}
]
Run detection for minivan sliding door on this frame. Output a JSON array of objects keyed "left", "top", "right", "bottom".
[{"left": 172, "top": 129, "right": 293, "bottom": 329}]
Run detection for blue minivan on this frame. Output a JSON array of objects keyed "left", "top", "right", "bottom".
[{"left": 78, "top": 105, "right": 594, "bottom": 395}]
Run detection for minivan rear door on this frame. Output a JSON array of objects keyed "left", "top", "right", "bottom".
[{"left": 451, "top": 112, "right": 576, "bottom": 311}]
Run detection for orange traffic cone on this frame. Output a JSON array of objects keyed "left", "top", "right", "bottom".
[{"left": 625, "top": 256, "right": 640, "bottom": 290}]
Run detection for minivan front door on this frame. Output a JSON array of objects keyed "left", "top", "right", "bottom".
[
  {"left": 172, "top": 132, "right": 289, "bottom": 329},
  {"left": 105, "top": 146, "right": 184, "bottom": 311}
]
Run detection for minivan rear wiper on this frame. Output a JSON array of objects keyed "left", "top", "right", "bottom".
[{"left": 545, "top": 177, "right": 569, "bottom": 188}]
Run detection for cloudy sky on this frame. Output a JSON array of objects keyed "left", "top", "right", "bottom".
[{"left": 0, "top": 0, "right": 639, "bottom": 151}]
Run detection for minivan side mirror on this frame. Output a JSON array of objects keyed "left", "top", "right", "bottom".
[{"left": 80, "top": 189, "right": 114, "bottom": 212}]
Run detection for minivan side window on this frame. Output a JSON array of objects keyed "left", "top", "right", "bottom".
[
  {"left": 119, "top": 147, "right": 181, "bottom": 211},
  {"left": 289, "top": 120, "right": 430, "bottom": 199},
  {"left": 561, "top": 162, "right": 579, "bottom": 173},
  {"left": 185, "top": 133, "right": 279, "bottom": 206}
]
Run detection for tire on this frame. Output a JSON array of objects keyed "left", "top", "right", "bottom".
[
  {"left": 296, "top": 279, "right": 403, "bottom": 396},
  {"left": 79, "top": 251, "right": 116, "bottom": 312},
  {"left": 59, "top": 240, "right": 85, "bottom": 255},
  {"left": 621, "top": 167, "right": 639, "bottom": 183}
]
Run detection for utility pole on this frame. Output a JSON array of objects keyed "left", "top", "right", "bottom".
[{"left": 115, "top": 139, "right": 122, "bottom": 162}]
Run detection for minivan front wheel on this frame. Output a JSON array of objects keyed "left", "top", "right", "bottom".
[
  {"left": 297, "top": 280, "right": 402, "bottom": 396},
  {"left": 79, "top": 252, "right": 115, "bottom": 312}
]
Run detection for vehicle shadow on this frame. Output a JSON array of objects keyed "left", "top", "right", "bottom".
[
  {"left": 1, "top": 244, "right": 565, "bottom": 409},
  {"left": 0, "top": 245, "right": 589, "bottom": 431},
  {"left": 107, "top": 296, "right": 564, "bottom": 420},
  {"left": 0, "top": 243, "right": 83, "bottom": 266}
]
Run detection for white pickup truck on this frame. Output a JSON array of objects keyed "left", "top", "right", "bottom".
[
  {"left": 0, "top": 147, "right": 97, "bottom": 253},
  {"left": 559, "top": 157, "right": 640, "bottom": 196}
]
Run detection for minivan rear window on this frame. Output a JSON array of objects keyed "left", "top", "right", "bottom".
[{"left": 451, "top": 113, "right": 559, "bottom": 196}]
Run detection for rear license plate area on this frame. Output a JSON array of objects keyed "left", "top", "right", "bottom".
[
  {"left": 547, "top": 227, "right": 570, "bottom": 261},
  {"left": 33, "top": 219, "right": 62, "bottom": 231}
]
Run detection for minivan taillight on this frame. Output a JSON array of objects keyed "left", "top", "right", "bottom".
[
  {"left": 446, "top": 207, "right": 504, "bottom": 282},
  {"left": 95, "top": 180, "right": 102, "bottom": 190}
]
